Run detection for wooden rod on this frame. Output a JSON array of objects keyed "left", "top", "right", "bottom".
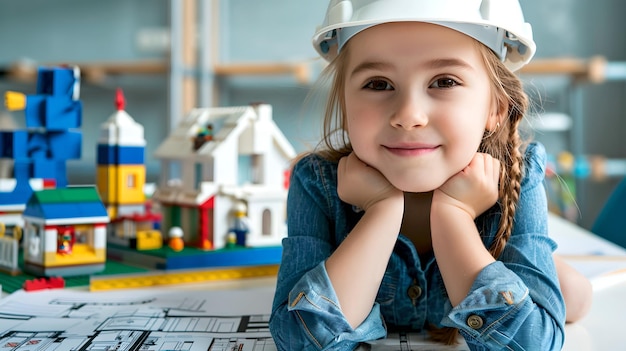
[{"left": 520, "top": 56, "right": 607, "bottom": 83}]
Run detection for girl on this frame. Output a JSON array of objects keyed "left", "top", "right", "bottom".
[{"left": 270, "top": 0, "right": 590, "bottom": 349}]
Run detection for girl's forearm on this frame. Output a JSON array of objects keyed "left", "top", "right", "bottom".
[
  {"left": 326, "top": 197, "right": 404, "bottom": 328},
  {"left": 430, "top": 202, "right": 495, "bottom": 306}
]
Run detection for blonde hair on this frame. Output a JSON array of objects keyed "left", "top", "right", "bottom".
[{"left": 315, "top": 38, "right": 529, "bottom": 344}]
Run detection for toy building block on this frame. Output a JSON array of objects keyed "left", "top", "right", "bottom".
[
  {"left": 22, "top": 187, "right": 109, "bottom": 277},
  {"left": 0, "top": 235, "right": 21, "bottom": 276},
  {"left": 90, "top": 264, "right": 279, "bottom": 291},
  {"left": 96, "top": 88, "right": 146, "bottom": 221},
  {"left": 107, "top": 243, "right": 283, "bottom": 270},
  {"left": 2, "top": 65, "right": 82, "bottom": 192},
  {"left": 23, "top": 276, "right": 65, "bottom": 291}
]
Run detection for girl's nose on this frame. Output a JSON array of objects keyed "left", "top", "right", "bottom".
[{"left": 389, "top": 92, "right": 429, "bottom": 130}]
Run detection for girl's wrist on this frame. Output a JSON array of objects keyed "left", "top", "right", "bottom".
[
  {"left": 430, "top": 196, "right": 477, "bottom": 222},
  {"left": 362, "top": 196, "right": 405, "bottom": 223}
]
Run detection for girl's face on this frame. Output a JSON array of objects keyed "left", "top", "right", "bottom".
[{"left": 344, "top": 21, "right": 500, "bottom": 192}]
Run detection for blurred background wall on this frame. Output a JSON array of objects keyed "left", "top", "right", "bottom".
[{"left": 1, "top": 0, "right": 624, "bottom": 230}]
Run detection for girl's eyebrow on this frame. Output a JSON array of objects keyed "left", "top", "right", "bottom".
[
  {"left": 426, "top": 58, "right": 474, "bottom": 71},
  {"left": 350, "top": 61, "right": 393, "bottom": 78},
  {"left": 350, "top": 57, "right": 474, "bottom": 78}
]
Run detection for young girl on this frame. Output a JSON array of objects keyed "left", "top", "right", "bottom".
[{"left": 270, "top": 0, "right": 590, "bottom": 349}]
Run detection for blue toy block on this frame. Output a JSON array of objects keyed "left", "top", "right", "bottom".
[
  {"left": 106, "top": 245, "right": 283, "bottom": 271},
  {"left": 97, "top": 144, "right": 144, "bottom": 165},
  {"left": 0, "top": 187, "right": 33, "bottom": 206},
  {"left": 31, "top": 159, "right": 58, "bottom": 179},
  {"left": 163, "top": 246, "right": 283, "bottom": 270},
  {"left": 118, "top": 146, "right": 145, "bottom": 164},
  {"left": 27, "top": 132, "right": 50, "bottom": 159},
  {"left": 96, "top": 144, "right": 116, "bottom": 165},
  {"left": 26, "top": 131, "right": 81, "bottom": 161},
  {"left": 24, "top": 97, "right": 82, "bottom": 130},
  {"left": 0, "top": 164, "right": 33, "bottom": 206},
  {"left": 44, "top": 98, "right": 82, "bottom": 130},
  {"left": 12, "top": 160, "right": 32, "bottom": 184},
  {"left": 48, "top": 131, "right": 81, "bottom": 160},
  {"left": 22, "top": 95, "right": 46, "bottom": 128},
  {"left": 37, "top": 67, "right": 78, "bottom": 99},
  {"left": 0, "top": 131, "right": 29, "bottom": 159}
]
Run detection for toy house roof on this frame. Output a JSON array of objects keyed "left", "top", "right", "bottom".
[
  {"left": 153, "top": 104, "right": 296, "bottom": 161},
  {"left": 22, "top": 187, "right": 110, "bottom": 225}
]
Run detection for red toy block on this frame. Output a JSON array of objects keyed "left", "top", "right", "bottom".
[{"left": 23, "top": 276, "right": 65, "bottom": 291}]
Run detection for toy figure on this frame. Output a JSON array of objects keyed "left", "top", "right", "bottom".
[
  {"left": 168, "top": 226, "right": 184, "bottom": 252},
  {"left": 56, "top": 227, "right": 74, "bottom": 255},
  {"left": 193, "top": 123, "right": 213, "bottom": 150},
  {"left": 227, "top": 201, "right": 249, "bottom": 247}
]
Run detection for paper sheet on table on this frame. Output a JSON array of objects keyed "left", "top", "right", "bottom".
[{"left": 0, "top": 285, "right": 468, "bottom": 351}]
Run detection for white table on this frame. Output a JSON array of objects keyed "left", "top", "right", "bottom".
[
  {"left": 549, "top": 214, "right": 626, "bottom": 351},
  {"left": 2, "top": 214, "right": 624, "bottom": 350}
]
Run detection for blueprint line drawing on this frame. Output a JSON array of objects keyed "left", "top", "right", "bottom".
[
  {"left": 0, "top": 286, "right": 278, "bottom": 351},
  {"left": 0, "top": 284, "right": 469, "bottom": 350}
]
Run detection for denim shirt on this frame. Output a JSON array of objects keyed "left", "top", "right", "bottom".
[{"left": 270, "top": 142, "right": 566, "bottom": 351}]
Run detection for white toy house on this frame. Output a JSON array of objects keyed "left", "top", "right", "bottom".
[{"left": 152, "top": 103, "right": 296, "bottom": 250}]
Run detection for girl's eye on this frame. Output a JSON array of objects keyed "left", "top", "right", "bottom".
[
  {"left": 430, "top": 78, "right": 458, "bottom": 89},
  {"left": 363, "top": 79, "right": 393, "bottom": 91}
]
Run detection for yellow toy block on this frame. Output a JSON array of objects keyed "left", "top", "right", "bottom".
[
  {"left": 136, "top": 230, "right": 163, "bottom": 250},
  {"left": 97, "top": 165, "right": 146, "bottom": 204}
]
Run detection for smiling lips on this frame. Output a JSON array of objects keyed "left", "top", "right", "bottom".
[{"left": 383, "top": 144, "right": 439, "bottom": 156}]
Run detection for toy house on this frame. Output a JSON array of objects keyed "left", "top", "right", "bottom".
[
  {"left": 152, "top": 103, "right": 296, "bottom": 250},
  {"left": 21, "top": 187, "right": 109, "bottom": 277}
]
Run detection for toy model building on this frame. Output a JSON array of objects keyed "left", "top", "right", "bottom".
[
  {"left": 0, "top": 66, "right": 82, "bottom": 236},
  {"left": 96, "top": 89, "right": 161, "bottom": 250},
  {"left": 96, "top": 88, "right": 147, "bottom": 219},
  {"left": 21, "top": 186, "right": 109, "bottom": 277},
  {"left": 153, "top": 103, "right": 296, "bottom": 250}
]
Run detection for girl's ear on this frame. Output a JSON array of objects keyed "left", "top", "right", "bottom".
[{"left": 486, "top": 101, "right": 507, "bottom": 131}]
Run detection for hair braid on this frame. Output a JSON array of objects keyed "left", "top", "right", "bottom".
[{"left": 489, "top": 121, "right": 524, "bottom": 258}]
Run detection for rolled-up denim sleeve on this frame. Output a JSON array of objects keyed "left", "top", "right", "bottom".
[
  {"left": 270, "top": 155, "right": 386, "bottom": 350},
  {"left": 443, "top": 261, "right": 563, "bottom": 350},
  {"left": 442, "top": 142, "right": 566, "bottom": 350},
  {"left": 276, "top": 261, "right": 386, "bottom": 350}
]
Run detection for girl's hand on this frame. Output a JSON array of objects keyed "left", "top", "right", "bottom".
[
  {"left": 337, "top": 153, "right": 403, "bottom": 211},
  {"left": 432, "top": 152, "right": 500, "bottom": 219}
]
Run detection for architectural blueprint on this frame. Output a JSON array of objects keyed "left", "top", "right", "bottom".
[{"left": 0, "top": 284, "right": 468, "bottom": 350}]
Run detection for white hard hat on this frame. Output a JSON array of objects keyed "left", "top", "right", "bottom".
[{"left": 313, "top": 0, "right": 535, "bottom": 71}]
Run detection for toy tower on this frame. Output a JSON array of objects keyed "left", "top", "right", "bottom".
[
  {"left": 96, "top": 88, "right": 146, "bottom": 219},
  {"left": 1, "top": 66, "right": 82, "bottom": 235}
]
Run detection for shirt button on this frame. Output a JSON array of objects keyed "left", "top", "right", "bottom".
[
  {"left": 407, "top": 284, "right": 422, "bottom": 299},
  {"left": 467, "top": 315, "right": 484, "bottom": 330}
]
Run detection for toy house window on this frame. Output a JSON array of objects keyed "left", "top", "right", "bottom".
[
  {"left": 238, "top": 155, "right": 252, "bottom": 185},
  {"left": 239, "top": 155, "right": 264, "bottom": 185},
  {"left": 195, "top": 163, "right": 202, "bottom": 189},
  {"left": 262, "top": 209, "right": 272, "bottom": 236},
  {"left": 251, "top": 155, "right": 264, "bottom": 184},
  {"left": 195, "top": 162, "right": 213, "bottom": 188},
  {"left": 74, "top": 227, "right": 88, "bottom": 245},
  {"left": 72, "top": 225, "right": 95, "bottom": 254},
  {"left": 26, "top": 223, "right": 42, "bottom": 258},
  {"left": 127, "top": 174, "right": 136, "bottom": 188},
  {"left": 167, "top": 160, "right": 182, "bottom": 182}
]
